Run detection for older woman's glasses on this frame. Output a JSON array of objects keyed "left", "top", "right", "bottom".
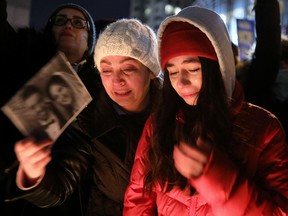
[{"left": 52, "top": 15, "right": 89, "bottom": 29}]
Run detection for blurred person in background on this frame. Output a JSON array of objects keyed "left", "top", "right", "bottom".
[
  {"left": 269, "top": 38, "right": 288, "bottom": 138},
  {"left": 240, "top": 0, "right": 281, "bottom": 109}
]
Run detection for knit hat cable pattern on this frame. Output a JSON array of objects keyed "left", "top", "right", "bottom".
[{"left": 94, "top": 18, "right": 160, "bottom": 77}]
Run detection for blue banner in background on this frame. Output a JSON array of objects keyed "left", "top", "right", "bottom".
[{"left": 237, "top": 19, "right": 255, "bottom": 61}]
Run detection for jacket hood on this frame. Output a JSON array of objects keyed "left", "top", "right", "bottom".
[{"left": 157, "top": 6, "right": 235, "bottom": 100}]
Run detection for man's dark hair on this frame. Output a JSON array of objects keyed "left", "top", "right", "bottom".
[{"left": 21, "top": 84, "right": 42, "bottom": 100}]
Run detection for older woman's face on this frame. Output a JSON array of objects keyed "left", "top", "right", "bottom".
[
  {"left": 52, "top": 8, "right": 88, "bottom": 60},
  {"left": 166, "top": 55, "right": 202, "bottom": 106},
  {"left": 99, "top": 56, "right": 153, "bottom": 113}
]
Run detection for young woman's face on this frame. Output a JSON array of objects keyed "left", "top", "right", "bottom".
[
  {"left": 99, "top": 56, "right": 153, "bottom": 112},
  {"left": 166, "top": 55, "right": 202, "bottom": 106},
  {"left": 49, "top": 83, "right": 73, "bottom": 106},
  {"left": 52, "top": 8, "right": 88, "bottom": 59}
]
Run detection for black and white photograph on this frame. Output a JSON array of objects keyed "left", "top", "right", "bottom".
[{"left": 1, "top": 52, "right": 92, "bottom": 141}]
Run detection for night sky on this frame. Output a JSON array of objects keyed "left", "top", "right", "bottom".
[{"left": 30, "top": 0, "right": 130, "bottom": 30}]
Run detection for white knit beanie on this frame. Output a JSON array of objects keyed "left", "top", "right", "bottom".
[{"left": 94, "top": 18, "right": 160, "bottom": 77}]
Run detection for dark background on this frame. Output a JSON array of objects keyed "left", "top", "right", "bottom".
[{"left": 30, "top": 0, "right": 130, "bottom": 29}]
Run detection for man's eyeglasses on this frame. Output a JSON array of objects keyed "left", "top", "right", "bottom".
[{"left": 52, "top": 15, "right": 89, "bottom": 29}]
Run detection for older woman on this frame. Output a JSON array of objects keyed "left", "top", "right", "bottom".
[{"left": 8, "top": 18, "right": 162, "bottom": 216}]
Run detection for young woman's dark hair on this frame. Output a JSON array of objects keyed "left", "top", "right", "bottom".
[{"left": 144, "top": 57, "right": 232, "bottom": 193}]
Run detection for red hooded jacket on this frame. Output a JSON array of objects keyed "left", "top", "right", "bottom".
[{"left": 124, "top": 81, "right": 288, "bottom": 215}]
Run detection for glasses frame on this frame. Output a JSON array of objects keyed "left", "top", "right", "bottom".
[{"left": 51, "top": 15, "right": 89, "bottom": 30}]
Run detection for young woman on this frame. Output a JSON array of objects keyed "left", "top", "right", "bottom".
[
  {"left": 46, "top": 71, "right": 87, "bottom": 121},
  {"left": 124, "top": 6, "right": 288, "bottom": 215}
]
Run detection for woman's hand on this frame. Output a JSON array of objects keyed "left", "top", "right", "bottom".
[
  {"left": 14, "top": 138, "right": 53, "bottom": 187},
  {"left": 173, "top": 137, "right": 212, "bottom": 179}
]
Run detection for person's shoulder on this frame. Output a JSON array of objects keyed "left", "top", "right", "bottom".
[
  {"left": 243, "top": 102, "right": 278, "bottom": 119},
  {"left": 16, "top": 27, "right": 43, "bottom": 39},
  {"left": 238, "top": 102, "right": 283, "bottom": 131},
  {"left": 233, "top": 102, "right": 285, "bottom": 150}
]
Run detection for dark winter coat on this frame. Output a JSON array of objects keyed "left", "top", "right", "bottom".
[
  {"left": 5, "top": 81, "right": 161, "bottom": 216},
  {"left": 0, "top": 0, "right": 99, "bottom": 215}
]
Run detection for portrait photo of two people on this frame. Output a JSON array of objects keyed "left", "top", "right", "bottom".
[{"left": 1, "top": 52, "right": 92, "bottom": 141}]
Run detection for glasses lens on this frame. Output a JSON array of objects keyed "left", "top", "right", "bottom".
[
  {"left": 71, "top": 18, "right": 87, "bottom": 29},
  {"left": 53, "top": 16, "right": 87, "bottom": 29},
  {"left": 54, "top": 16, "right": 67, "bottom": 26}
]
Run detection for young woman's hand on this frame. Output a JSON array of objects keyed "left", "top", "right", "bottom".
[
  {"left": 173, "top": 137, "right": 212, "bottom": 179},
  {"left": 14, "top": 138, "right": 53, "bottom": 187}
]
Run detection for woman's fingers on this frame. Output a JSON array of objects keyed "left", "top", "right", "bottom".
[
  {"left": 173, "top": 141, "right": 211, "bottom": 178},
  {"left": 15, "top": 138, "right": 52, "bottom": 162},
  {"left": 15, "top": 138, "right": 53, "bottom": 180},
  {"left": 178, "top": 141, "right": 209, "bottom": 164}
]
